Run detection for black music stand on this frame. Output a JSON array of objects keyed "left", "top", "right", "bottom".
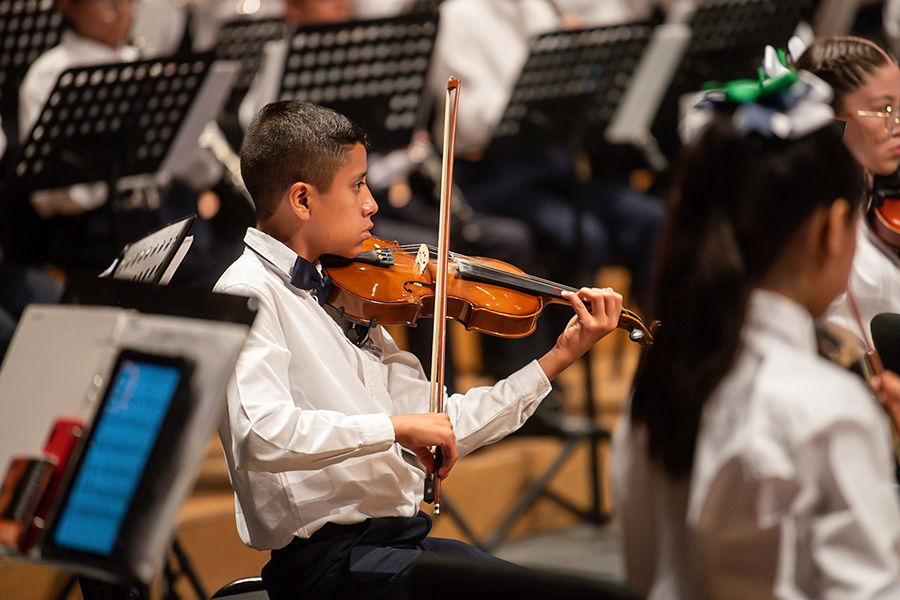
[
  {"left": 4, "top": 54, "right": 237, "bottom": 263},
  {"left": 453, "top": 23, "right": 653, "bottom": 553},
  {"left": 215, "top": 17, "right": 288, "bottom": 118},
  {"left": 485, "top": 22, "right": 654, "bottom": 160},
  {"left": 105, "top": 214, "right": 196, "bottom": 285},
  {"left": 0, "top": 0, "right": 64, "bottom": 140},
  {"left": 276, "top": 13, "right": 439, "bottom": 153},
  {"left": 649, "top": 0, "right": 813, "bottom": 162}
]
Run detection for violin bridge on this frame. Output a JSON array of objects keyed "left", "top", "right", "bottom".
[{"left": 415, "top": 244, "right": 429, "bottom": 274}]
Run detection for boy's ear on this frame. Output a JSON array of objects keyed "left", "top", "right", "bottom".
[{"left": 287, "top": 181, "right": 314, "bottom": 221}]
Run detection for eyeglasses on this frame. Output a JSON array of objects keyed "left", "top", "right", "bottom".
[{"left": 856, "top": 105, "right": 900, "bottom": 135}]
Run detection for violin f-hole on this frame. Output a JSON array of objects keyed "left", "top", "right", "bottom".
[{"left": 403, "top": 281, "right": 435, "bottom": 294}]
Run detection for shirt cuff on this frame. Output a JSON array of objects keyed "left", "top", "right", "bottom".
[
  {"left": 508, "top": 359, "right": 553, "bottom": 404},
  {"left": 359, "top": 413, "right": 396, "bottom": 453}
]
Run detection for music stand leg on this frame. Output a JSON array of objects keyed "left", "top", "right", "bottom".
[
  {"left": 104, "top": 154, "right": 125, "bottom": 263},
  {"left": 567, "top": 138, "right": 609, "bottom": 529},
  {"left": 168, "top": 537, "right": 209, "bottom": 600},
  {"left": 481, "top": 435, "right": 583, "bottom": 553},
  {"left": 77, "top": 577, "right": 150, "bottom": 600}
]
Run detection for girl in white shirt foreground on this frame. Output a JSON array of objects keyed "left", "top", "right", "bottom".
[{"left": 612, "top": 68, "right": 900, "bottom": 598}]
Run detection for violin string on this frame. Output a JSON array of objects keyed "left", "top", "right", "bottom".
[
  {"left": 390, "top": 243, "right": 580, "bottom": 294},
  {"left": 384, "top": 242, "right": 644, "bottom": 332}
]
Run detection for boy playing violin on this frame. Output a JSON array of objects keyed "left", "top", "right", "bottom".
[{"left": 213, "top": 100, "right": 624, "bottom": 600}]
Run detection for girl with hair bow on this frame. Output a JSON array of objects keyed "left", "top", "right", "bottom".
[{"left": 611, "top": 61, "right": 900, "bottom": 599}]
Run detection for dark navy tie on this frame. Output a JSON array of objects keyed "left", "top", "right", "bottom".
[{"left": 290, "top": 256, "right": 332, "bottom": 306}]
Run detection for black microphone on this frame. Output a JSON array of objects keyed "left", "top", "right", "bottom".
[{"left": 871, "top": 313, "right": 900, "bottom": 375}]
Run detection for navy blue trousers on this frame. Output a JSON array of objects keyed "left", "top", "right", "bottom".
[{"left": 261, "top": 512, "right": 507, "bottom": 600}]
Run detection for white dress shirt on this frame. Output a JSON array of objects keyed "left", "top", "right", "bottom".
[
  {"left": 612, "top": 289, "right": 900, "bottom": 599},
  {"left": 214, "top": 228, "right": 552, "bottom": 550},
  {"left": 824, "top": 217, "right": 900, "bottom": 338}
]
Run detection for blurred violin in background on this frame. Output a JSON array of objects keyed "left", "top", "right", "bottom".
[{"left": 870, "top": 170, "right": 900, "bottom": 250}]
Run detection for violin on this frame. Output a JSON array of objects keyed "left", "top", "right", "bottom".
[
  {"left": 320, "top": 236, "right": 655, "bottom": 347},
  {"left": 869, "top": 171, "right": 900, "bottom": 250}
]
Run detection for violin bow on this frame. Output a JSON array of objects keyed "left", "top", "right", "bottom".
[
  {"left": 846, "top": 287, "right": 884, "bottom": 379},
  {"left": 845, "top": 287, "right": 900, "bottom": 450},
  {"left": 423, "top": 77, "right": 460, "bottom": 514}
]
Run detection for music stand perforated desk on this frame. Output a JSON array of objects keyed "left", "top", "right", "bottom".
[
  {"left": 484, "top": 21, "right": 654, "bottom": 160},
  {"left": 0, "top": 0, "right": 63, "bottom": 91},
  {"left": 0, "top": 0, "right": 64, "bottom": 134},
  {"left": 15, "top": 55, "right": 220, "bottom": 190},
  {"left": 3, "top": 54, "right": 237, "bottom": 261},
  {"left": 277, "top": 13, "right": 439, "bottom": 153},
  {"left": 215, "top": 17, "right": 288, "bottom": 115},
  {"left": 100, "top": 213, "right": 196, "bottom": 285}
]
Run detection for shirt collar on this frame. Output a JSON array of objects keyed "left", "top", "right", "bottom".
[
  {"left": 243, "top": 227, "right": 302, "bottom": 279},
  {"left": 745, "top": 289, "right": 818, "bottom": 356},
  {"left": 243, "top": 228, "right": 332, "bottom": 305}
]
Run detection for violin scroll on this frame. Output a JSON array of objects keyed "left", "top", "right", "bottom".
[{"left": 619, "top": 308, "right": 658, "bottom": 348}]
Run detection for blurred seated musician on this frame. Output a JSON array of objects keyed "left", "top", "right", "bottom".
[
  {"left": 18, "top": 0, "right": 141, "bottom": 223},
  {"left": 794, "top": 38, "right": 900, "bottom": 338},
  {"left": 0, "top": 116, "right": 63, "bottom": 361},
  {"left": 15, "top": 0, "right": 238, "bottom": 282}
]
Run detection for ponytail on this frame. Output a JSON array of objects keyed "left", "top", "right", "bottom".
[{"left": 629, "top": 117, "right": 862, "bottom": 478}]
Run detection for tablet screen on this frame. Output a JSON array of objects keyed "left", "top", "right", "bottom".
[{"left": 50, "top": 357, "right": 185, "bottom": 556}]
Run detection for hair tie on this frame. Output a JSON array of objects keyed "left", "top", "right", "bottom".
[{"left": 680, "top": 45, "right": 834, "bottom": 144}]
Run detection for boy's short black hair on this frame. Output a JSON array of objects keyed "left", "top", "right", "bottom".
[{"left": 240, "top": 100, "right": 367, "bottom": 221}]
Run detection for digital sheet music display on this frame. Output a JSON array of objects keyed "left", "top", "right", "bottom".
[{"left": 52, "top": 358, "right": 183, "bottom": 556}]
